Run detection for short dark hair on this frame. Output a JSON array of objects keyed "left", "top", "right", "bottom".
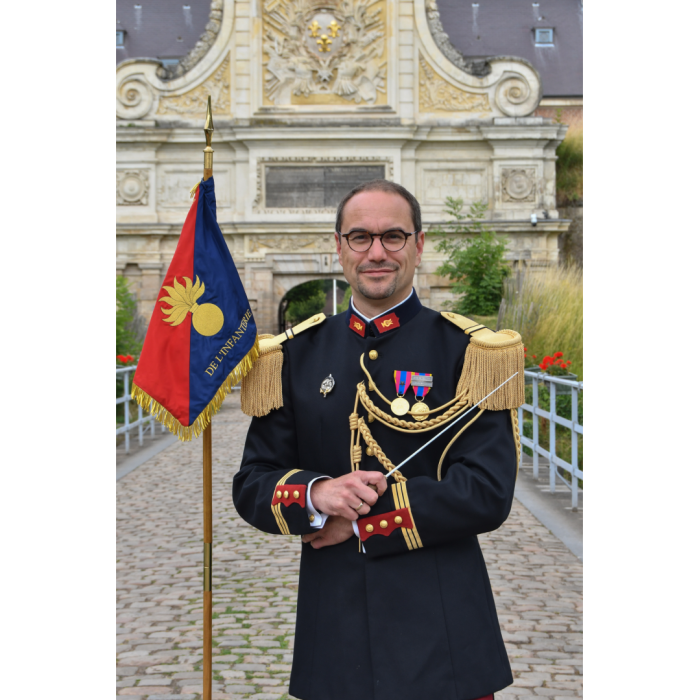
[{"left": 335, "top": 179, "right": 422, "bottom": 233}]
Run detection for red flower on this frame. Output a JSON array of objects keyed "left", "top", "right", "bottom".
[
  {"left": 126, "top": 355, "right": 134, "bottom": 362},
  {"left": 553, "top": 351, "right": 563, "bottom": 359},
  {"left": 543, "top": 356, "right": 552, "bottom": 364},
  {"left": 539, "top": 362, "right": 547, "bottom": 370},
  {"left": 531, "top": 354, "right": 537, "bottom": 360},
  {"left": 523, "top": 347, "right": 528, "bottom": 352}
]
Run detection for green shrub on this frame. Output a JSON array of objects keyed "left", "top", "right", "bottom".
[
  {"left": 283, "top": 279, "right": 350, "bottom": 325},
  {"left": 556, "top": 130, "right": 583, "bottom": 206},
  {"left": 430, "top": 198, "right": 510, "bottom": 316},
  {"left": 116, "top": 276, "right": 144, "bottom": 357}
]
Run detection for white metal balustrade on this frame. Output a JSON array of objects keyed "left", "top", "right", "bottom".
[
  {"left": 116, "top": 365, "right": 165, "bottom": 454},
  {"left": 518, "top": 370, "right": 584, "bottom": 510}
]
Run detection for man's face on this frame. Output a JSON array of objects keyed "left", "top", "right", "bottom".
[{"left": 335, "top": 190, "right": 424, "bottom": 306}]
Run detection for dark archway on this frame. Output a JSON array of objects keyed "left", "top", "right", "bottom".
[{"left": 278, "top": 279, "right": 350, "bottom": 333}]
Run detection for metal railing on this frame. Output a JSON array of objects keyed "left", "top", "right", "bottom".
[
  {"left": 116, "top": 365, "right": 165, "bottom": 454},
  {"left": 518, "top": 370, "right": 583, "bottom": 510}
]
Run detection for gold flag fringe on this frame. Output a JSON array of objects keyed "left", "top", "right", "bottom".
[
  {"left": 240, "top": 334, "right": 283, "bottom": 417},
  {"left": 131, "top": 335, "right": 260, "bottom": 442},
  {"left": 457, "top": 329, "right": 525, "bottom": 411}
]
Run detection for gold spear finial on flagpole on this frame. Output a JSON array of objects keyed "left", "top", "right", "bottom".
[
  {"left": 203, "top": 95, "right": 214, "bottom": 181},
  {"left": 202, "top": 94, "right": 214, "bottom": 700}
]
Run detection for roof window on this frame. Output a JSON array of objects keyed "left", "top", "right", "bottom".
[{"left": 535, "top": 28, "right": 554, "bottom": 46}]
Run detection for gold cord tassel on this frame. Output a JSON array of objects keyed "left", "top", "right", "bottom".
[
  {"left": 241, "top": 334, "right": 284, "bottom": 417},
  {"left": 457, "top": 329, "right": 525, "bottom": 410}
]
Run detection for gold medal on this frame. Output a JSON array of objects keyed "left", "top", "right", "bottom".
[
  {"left": 390, "top": 397, "right": 410, "bottom": 416},
  {"left": 411, "top": 401, "right": 429, "bottom": 421}
]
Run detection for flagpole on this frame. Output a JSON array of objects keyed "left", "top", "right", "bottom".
[{"left": 202, "top": 95, "right": 214, "bottom": 700}]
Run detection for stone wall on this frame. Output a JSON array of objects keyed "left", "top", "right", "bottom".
[{"left": 117, "top": 0, "right": 571, "bottom": 334}]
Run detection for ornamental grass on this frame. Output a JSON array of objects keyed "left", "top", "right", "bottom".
[{"left": 498, "top": 263, "right": 583, "bottom": 378}]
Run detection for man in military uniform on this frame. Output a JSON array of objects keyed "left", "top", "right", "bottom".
[{"left": 233, "top": 180, "right": 521, "bottom": 700}]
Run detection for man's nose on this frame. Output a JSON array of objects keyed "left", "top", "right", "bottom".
[{"left": 366, "top": 235, "right": 386, "bottom": 260}]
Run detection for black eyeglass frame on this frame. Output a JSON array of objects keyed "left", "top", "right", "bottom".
[{"left": 336, "top": 229, "right": 421, "bottom": 252}]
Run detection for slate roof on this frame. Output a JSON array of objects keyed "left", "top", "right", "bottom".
[
  {"left": 437, "top": 0, "right": 582, "bottom": 97},
  {"left": 116, "top": 0, "right": 211, "bottom": 65}
]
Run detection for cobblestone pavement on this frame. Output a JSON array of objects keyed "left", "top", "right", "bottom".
[{"left": 117, "top": 393, "right": 583, "bottom": 700}]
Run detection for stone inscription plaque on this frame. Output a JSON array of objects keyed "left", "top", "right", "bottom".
[{"left": 265, "top": 165, "right": 386, "bottom": 208}]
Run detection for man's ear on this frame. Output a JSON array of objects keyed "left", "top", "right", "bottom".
[
  {"left": 335, "top": 232, "right": 343, "bottom": 263},
  {"left": 415, "top": 231, "right": 425, "bottom": 265}
]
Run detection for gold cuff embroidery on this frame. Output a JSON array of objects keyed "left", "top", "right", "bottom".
[
  {"left": 391, "top": 482, "right": 423, "bottom": 551},
  {"left": 271, "top": 468, "right": 302, "bottom": 535}
]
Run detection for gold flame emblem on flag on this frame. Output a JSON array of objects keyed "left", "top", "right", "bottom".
[{"left": 159, "top": 276, "right": 224, "bottom": 337}]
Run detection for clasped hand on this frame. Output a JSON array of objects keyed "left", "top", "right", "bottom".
[{"left": 300, "top": 471, "right": 387, "bottom": 550}]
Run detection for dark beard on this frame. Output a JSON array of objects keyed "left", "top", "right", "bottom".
[{"left": 356, "top": 275, "right": 398, "bottom": 300}]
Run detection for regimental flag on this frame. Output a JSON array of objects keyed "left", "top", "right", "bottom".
[{"left": 132, "top": 177, "right": 259, "bottom": 440}]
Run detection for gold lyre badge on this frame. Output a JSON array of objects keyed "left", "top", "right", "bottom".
[
  {"left": 380, "top": 319, "right": 394, "bottom": 328},
  {"left": 159, "top": 275, "right": 224, "bottom": 337},
  {"left": 320, "top": 374, "right": 335, "bottom": 398}
]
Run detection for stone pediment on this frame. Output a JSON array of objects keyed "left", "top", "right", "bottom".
[{"left": 116, "top": 0, "right": 542, "bottom": 124}]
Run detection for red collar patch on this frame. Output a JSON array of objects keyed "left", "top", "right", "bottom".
[
  {"left": 349, "top": 314, "right": 366, "bottom": 337},
  {"left": 375, "top": 312, "right": 400, "bottom": 333}
]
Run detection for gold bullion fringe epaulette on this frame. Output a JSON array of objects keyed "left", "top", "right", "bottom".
[
  {"left": 442, "top": 312, "right": 525, "bottom": 410},
  {"left": 241, "top": 314, "right": 326, "bottom": 417},
  {"left": 132, "top": 335, "right": 260, "bottom": 441}
]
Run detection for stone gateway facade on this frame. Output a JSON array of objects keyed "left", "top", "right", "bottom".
[{"left": 117, "top": 0, "right": 569, "bottom": 334}]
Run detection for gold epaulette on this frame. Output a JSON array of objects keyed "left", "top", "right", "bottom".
[
  {"left": 241, "top": 313, "right": 326, "bottom": 417},
  {"left": 441, "top": 312, "right": 524, "bottom": 410}
]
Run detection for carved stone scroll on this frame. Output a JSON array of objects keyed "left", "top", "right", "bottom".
[
  {"left": 418, "top": 56, "right": 490, "bottom": 113},
  {"left": 157, "top": 55, "right": 231, "bottom": 116}
]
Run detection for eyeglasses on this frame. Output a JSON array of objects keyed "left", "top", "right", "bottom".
[{"left": 338, "top": 229, "right": 419, "bottom": 252}]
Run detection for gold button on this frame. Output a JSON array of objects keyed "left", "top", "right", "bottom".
[
  {"left": 276, "top": 490, "right": 282, "bottom": 498},
  {"left": 366, "top": 447, "right": 374, "bottom": 456},
  {"left": 394, "top": 516, "right": 403, "bottom": 525},
  {"left": 369, "top": 350, "right": 378, "bottom": 360},
  {"left": 309, "top": 514, "right": 315, "bottom": 522},
  {"left": 283, "top": 490, "right": 289, "bottom": 499},
  {"left": 368, "top": 414, "right": 375, "bottom": 423},
  {"left": 448, "top": 312, "right": 454, "bottom": 318},
  {"left": 365, "top": 524, "right": 374, "bottom": 533},
  {"left": 380, "top": 520, "right": 388, "bottom": 529},
  {"left": 293, "top": 490, "right": 300, "bottom": 499}
]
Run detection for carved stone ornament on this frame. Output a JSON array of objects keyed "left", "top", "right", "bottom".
[
  {"left": 502, "top": 168, "right": 536, "bottom": 203},
  {"left": 247, "top": 234, "right": 337, "bottom": 255},
  {"left": 418, "top": 56, "right": 490, "bottom": 113},
  {"left": 253, "top": 156, "right": 394, "bottom": 212},
  {"left": 117, "top": 75, "right": 156, "bottom": 120},
  {"left": 424, "top": 0, "right": 491, "bottom": 78},
  {"left": 262, "top": 0, "right": 387, "bottom": 106},
  {"left": 157, "top": 0, "right": 224, "bottom": 81},
  {"left": 117, "top": 170, "right": 150, "bottom": 206},
  {"left": 494, "top": 73, "right": 539, "bottom": 117},
  {"left": 157, "top": 54, "right": 230, "bottom": 116}
]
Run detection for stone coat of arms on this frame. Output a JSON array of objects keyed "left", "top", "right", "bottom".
[{"left": 263, "top": 0, "right": 387, "bottom": 106}]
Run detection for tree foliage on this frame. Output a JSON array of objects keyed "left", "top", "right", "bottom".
[
  {"left": 431, "top": 198, "right": 510, "bottom": 316},
  {"left": 116, "top": 276, "right": 144, "bottom": 356}
]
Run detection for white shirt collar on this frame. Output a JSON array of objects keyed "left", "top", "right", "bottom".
[{"left": 350, "top": 289, "right": 414, "bottom": 323}]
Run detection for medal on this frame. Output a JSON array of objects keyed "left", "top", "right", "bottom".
[
  {"left": 410, "top": 372, "right": 433, "bottom": 421},
  {"left": 391, "top": 370, "right": 413, "bottom": 416}
]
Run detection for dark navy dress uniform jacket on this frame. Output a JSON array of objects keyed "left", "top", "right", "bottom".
[{"left": 233, "top": 292, "right": 517, "bottom": 700}]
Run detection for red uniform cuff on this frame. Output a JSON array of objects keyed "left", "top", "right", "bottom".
[
  {"left": 271, "top": 484, "right": 307, "bottom": 508},
  {"left": 357, "top": 508, "right": 413, "bottom": 541}
]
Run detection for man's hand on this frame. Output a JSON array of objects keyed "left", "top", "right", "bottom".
[
  {"left": 310, "top": 471, "right": 387, "bottom": 521},
  {"left": 301, "top": 516, "right": 354, "bottom": 549}
]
